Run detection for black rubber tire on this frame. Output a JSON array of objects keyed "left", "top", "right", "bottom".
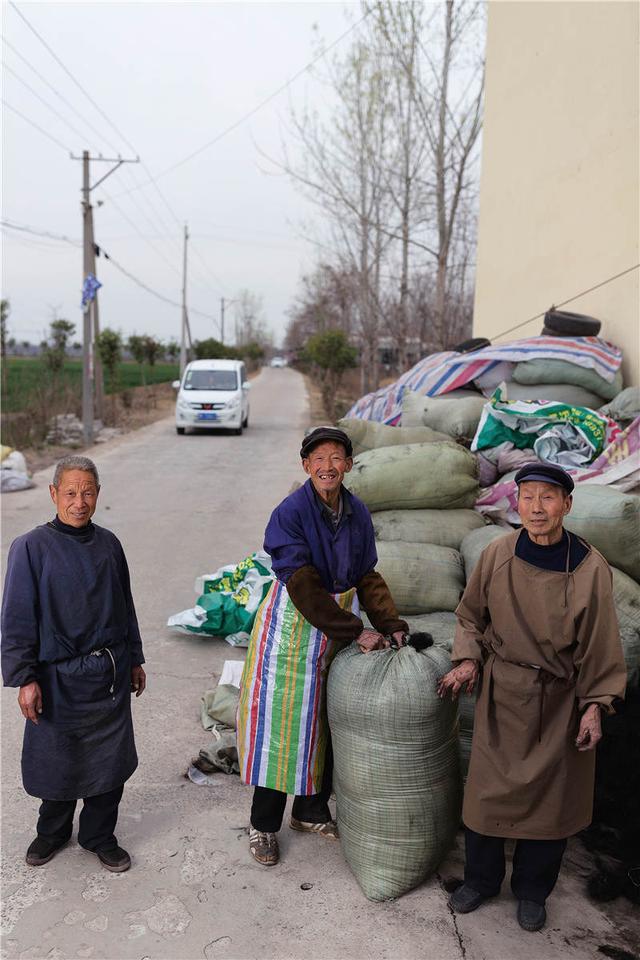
[
  {"left": 453, "top": 337, "right": 491, "bottom": 354},
  {"left": 544, "top": 309, "right": 601, "bottom": 337},
  {"left": 176, "top": 427, "right": 185, "bottom": 435},
  {"left": 235, "top": 424, "right": 243, "bottom": 436},
  {"left": 242, "top": 412, "right": 249, "bottom": 428}
]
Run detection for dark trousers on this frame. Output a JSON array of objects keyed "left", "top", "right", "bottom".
[
  {"left": 251, "top": 738, "right": 334, "bottom": 833},
  {"left": 37, "top": 784, "right": 124, "bottom": 852},
  {"left": 464, "top": 827, "right": 567, "bottom": 906}
]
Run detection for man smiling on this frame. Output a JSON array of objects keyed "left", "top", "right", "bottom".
[
  {"left": 1, "top": 455, "right": 145, "bottom": 873},
  {"left": 238, "top": 426, "right": 408, "bottom": 866},
  {"left": 438, "top": 462, "right": 626, "bottom": 932}
]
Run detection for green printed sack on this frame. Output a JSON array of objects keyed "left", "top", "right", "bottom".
[
  {"left": 472, "top": 386, "right": 609, "bottom": 467},
  {"left": 167, "top": 552, "right": 275, "bottom": 646}
]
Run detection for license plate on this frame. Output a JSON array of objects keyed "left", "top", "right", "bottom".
[{"left": 197, "top": 412, "right": 218, "bottom": 421}]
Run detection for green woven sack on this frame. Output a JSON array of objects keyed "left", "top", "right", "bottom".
[
  {"left": 460, "top": 525, "right": 512, "bottom": 580},
  {"left": 565, "top": 486, "right": 640, "bottom": 582},
  {"left": 505, "top": 382, "right": 603, "bottom": 409},
  {"left": 404, "top": 611, "right": 457, "bottom": 651},
  {"left": 337, "top": 418, "right": 449, "bottom": 455},
  {"left": 376, "top": 541, "right": 465, "bottom": 614},
  {"left": 328, "top": 644, "right": 462, "bottom": 901},
  {"left": 345, "top": 442, "right": 479, "bottom": 511},
  {"left": 612, "top": 567, "right": 640, "bottom": 687},
  {"left": 402, "top": 390, "right": 487, "bottom": 438},
  {"left": 372, "top": 509, "right": 485, "bottom": 549},
  {"left": 513, "top": 359, "right": 623, "bottom": 401}
]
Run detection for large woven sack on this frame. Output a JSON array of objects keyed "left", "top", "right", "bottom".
[
  {"left": 371, "top": 508, "right": 485, "bottom": 549},
  {"left": 402, "top": 390, "right": 486, "bottom": 438},
  {"left": 460, "top": 525, "right": 512, "bottom": 580},
  {"left": 345, "top": 442, "right": 479, "bottom": 511},
  {"left": 513, "top": 358, "right": 623, "bottom": 401},
  {"left": 612, "top": 567, "right": 640, "bottom": 687},
  {"left": 505, "top": 382, "right": 603, "bottom": 409},
  {"left": 337, "top": 418, "right": 449, "bottom": 455},
  {"left": 565, "top": 486, "right": 640, "bottom": 582},
  {"left": 376, "top": 541, "right": 465, "bottom": 614},
  {"left": 328, "top": 644, "right": 461, "bottom": 901},
  {"left": 404, "top": 611, "right": 458, "bottom": 651},
  {"left": 599, "top": 387, "right": 640, "bottom": 425}
]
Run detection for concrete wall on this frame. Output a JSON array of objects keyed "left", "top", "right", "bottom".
[{"left": 473, "top": 1, "right": 639, "bottom": 387}]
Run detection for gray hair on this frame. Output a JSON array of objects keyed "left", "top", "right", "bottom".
[{"left": 52, "top": 455, "right": 100, "bottom": 489}]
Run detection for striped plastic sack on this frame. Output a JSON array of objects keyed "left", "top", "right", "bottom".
[{"left": 237, "top": 580, "right": 359, "bottom": 796}]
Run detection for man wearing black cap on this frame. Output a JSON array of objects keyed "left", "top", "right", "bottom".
[
  {"left": 438, "top": 462, "right": 626, "bottom": 932},
  {"left": 237, "top": 426, "right": 408, "bottom": 867}
]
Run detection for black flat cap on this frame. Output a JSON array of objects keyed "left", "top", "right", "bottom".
[
  {"left": 514, "top": 462, "right": 574, "bottom": 494},
  {"left": 300, "top": 426, "right": 353, "bottom": 460}
]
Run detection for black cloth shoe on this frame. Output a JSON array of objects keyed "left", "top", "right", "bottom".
[
  {"left": 26, "top": 836, "right": 68, "bottom": 866},
  {"left": 94, "top": 845, "right": 131, "bottom": 873},
  {"left": 517, "top": 900, "right": 546, "bottom": 932},
  {"left": 449, "top": 883, "right": 489, "bottom": 914}
]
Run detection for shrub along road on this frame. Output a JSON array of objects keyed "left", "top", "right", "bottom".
[{"left": 0, "top": 368, "right": 633, "bottom": 960}]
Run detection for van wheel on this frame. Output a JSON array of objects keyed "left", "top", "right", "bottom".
[
  {"left": 176, "top": 427, "right": 185, "bottom": 435},
  {"left": 235, "top": 424, "right": 243, "bottom": 436},
  {"left": 242, "top": 413, "right": 249, "bottom": 428}
]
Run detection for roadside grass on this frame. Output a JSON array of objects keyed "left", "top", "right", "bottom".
[{"left": 3, "top": 357, "right": 179, "bottom": 413}]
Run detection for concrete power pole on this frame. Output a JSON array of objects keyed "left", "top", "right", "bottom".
[
  {"left": 88, "top": 203, "right": 104, "bottom": 422},
  {"left": 180, "top": 223, "right": 189, "bottom": 376},
  {"left": 220, "top": 297, "right": 225, "bottom": 346},
  {"left": 81, "top": 151, "right": 94, "bottom": 445},
  {"left": 72, "top": 150, "right": 138, "bottom": 445}
]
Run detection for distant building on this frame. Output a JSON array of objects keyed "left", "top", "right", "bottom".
[{"left": 473, "top": 1, "right": 639, "bottom": 386}]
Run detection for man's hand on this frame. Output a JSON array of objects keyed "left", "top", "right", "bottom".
[
  {"left": 383, "top": 630, "right": 408, "bottom": 650},
  {"left": 356, "top": 629, "right": 385, "bottom": 654},
  {"left": 437, "top": 660, "right": 479, "bottom": 700},
  {"left": 131, "top": 665, "right": 146, "bottom": 697},
  {"left": 18, "top": 682, "right": 42, "bottom": 724},
  {"left": 575, "top": 703, "right": 602, "bottom": 751}
]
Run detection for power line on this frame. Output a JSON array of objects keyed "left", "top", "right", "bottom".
[
  {"left": 2, "top": 37, "right": 120, "bottom": 154},
  {"left": 2, "top": 98, "right": 72, "bottom": 152},
  {"left": 3, "top": 61, "right": 92, "bottom": 146},
  {"left": 1, "top": 218, "right": 81, "bottom": 244},
  {"left": 493, "top": 263, "right": 640, "bottom": 341},
  {"left": 112, "top": 10, "right": 372, "bottom": 196},
  {"left": 8, "top": 0, "right": 138, "bottom": 156}
]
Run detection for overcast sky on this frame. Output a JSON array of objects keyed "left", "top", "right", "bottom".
[{"left": 2, "top": 0, "right": 364, "bottom": 347}]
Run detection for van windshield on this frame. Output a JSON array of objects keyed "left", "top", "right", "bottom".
[{"left": 183, "top": 369, "right": 238, "bottom": 391}]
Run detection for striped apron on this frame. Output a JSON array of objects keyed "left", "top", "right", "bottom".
[{"left": 237, "top": 580, "right": 359, "bottom": 796}]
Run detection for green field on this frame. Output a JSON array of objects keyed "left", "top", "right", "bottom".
[{"left": 2, "top": 357, "right": 180, "bottom": 413}]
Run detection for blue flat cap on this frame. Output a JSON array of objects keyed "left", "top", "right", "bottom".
[{"left": 514, "top": 462, "right": 574, "bottom": 494}]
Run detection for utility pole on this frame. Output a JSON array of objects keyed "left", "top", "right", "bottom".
[
  {"left": 180, "top": 223, "right": 189, "bottom": 376},
  {"left": 72, "top": 150, "right": 138, "bottom": 445},
  {"left": 88, "top": 203, "right": 104, "bottom": 422},
  {"left": 220, "top": 297, "right": 225, "bottom": 346}
]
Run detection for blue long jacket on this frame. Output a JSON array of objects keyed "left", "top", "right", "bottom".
[
  {"left": 264, "top": 479, "right": 377, "bottom": 593},
  {"left": 1, "top": 521, "right": 143, "bottom": 800}
]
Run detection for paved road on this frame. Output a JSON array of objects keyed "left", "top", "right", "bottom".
[{"left": 1, "top": 368, "right": 633, "bottom": 960}]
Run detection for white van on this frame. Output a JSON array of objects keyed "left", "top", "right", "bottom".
[{"left": 173, "top": 359, "right": 251, "bottom": 435}]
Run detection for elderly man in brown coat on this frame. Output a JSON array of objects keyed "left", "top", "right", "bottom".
[{"left": 438, "top": 462, "right": 626, "bottom": 933}]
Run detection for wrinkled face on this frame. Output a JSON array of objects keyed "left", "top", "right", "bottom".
[
  {"left": 303, "top": 441, "right": 352, "bottom": 498},
  {"left": 517, "top": 480, "right": 571, "bottom": 539},
  {"left": 49, "top": 470, "right": 100, "bottom": 527}
]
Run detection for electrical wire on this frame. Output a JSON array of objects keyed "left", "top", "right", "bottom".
[
  {"left": 492, "top": 263, "right": 640, "bottom": 342},
  {"left": 2, "top": 97, "right": 72, "bottom": 152},
  {"left": 3, "top": 61, "right": 92, "bottom": 146},
  {"left": 2, "top": 35, "right": 121, "bottom": 155},
  {"left": 1, "top": 218, "right": 81, "bottom": 245},
  {"left": 112, "top": 10, "right": 372, "bottom": 195},
  {"left": 8, "top": 0, "right": 138, "bottom": 156}
]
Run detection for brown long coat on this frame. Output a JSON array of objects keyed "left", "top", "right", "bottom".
[{"left": 452, "top": 530, "right": 627, "bottom": 840}]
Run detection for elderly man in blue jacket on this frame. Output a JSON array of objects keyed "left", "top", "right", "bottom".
[
  {"left": 1, "top": 455, "right": 145, "bottom": 873},
  {"left": 238, "top": 426, "right": 408, "bottom": 867}
]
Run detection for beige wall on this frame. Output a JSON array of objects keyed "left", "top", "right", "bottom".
[{"left": 473, "top": 0, "right": 639, "bottom": 387}]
